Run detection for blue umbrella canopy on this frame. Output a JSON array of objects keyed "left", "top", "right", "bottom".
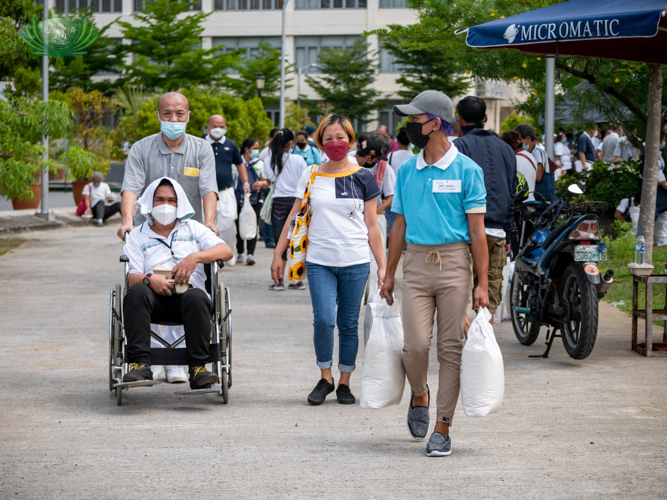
[{"left": 457, "top": 0, "right": 667, "bottom": 64}]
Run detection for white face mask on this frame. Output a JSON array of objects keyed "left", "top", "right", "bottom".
[
  {"left": 151, "top": 204, "right": 178, "bottom": 225},
  {"left": 209, "top": 127, "right": 226, "bottom": 140}
]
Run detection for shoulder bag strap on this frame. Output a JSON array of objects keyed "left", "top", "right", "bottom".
[{"left": 518, "top": 151, "right": 537, "bottom": 171}]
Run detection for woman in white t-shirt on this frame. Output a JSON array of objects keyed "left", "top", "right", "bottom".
[
  {"left": 258, "top": 129, "right": 308, "bottom": 291},
  {"left": 554, "top": 130, "right": 572, "bottom": 177},
  {"left": 501, "top": 131, "right": 537, "bottom": 202},
  {"left": 270, "top": 114, "right": 385, "bottom": 406}
]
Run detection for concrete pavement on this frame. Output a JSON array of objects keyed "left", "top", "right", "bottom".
[{"left": 0, "top": 226, "right": 665, "bottom": 498}]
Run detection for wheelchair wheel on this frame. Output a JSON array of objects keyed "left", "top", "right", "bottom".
[
  {"left": 225, "top": 287, "right": 232, "bottom": 389},
  {"left": 109, "top": 284, "right": 124, "bottom": 396},
  {"left": 220, "top": 370, "right": 229, "bottom": 404},
  {"left": 109, "top": 288, "right": 116, "bottom": 392}
]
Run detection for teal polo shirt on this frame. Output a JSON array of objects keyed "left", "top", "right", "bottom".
[{"left": 391, "top": 145, "right": 487, "bottom": 245}]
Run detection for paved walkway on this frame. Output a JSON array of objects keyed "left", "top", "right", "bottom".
[{"left": 0, "top": 226, "right": 665, "bottom": 498}]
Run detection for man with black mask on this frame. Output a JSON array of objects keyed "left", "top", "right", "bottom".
[{"left": 454, "top": 96, "right": 516, "bottom": 323}]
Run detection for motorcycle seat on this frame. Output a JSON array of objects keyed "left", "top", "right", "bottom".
[{"left": 541, "top": 219, "right": 570, "bottom": 249}]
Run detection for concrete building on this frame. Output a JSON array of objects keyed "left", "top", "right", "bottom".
[{"left": 49, "top": 0, "right": 516, "bottom": 132}]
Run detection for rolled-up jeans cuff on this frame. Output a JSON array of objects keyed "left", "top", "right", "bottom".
[
  {"left": 317, "top": 360, "right": 333, "bottom": 370},
  {"left": 338, "top": 363, "right": 356, "bottom": 373}
]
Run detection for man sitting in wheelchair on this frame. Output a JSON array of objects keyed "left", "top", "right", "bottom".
[{"left": 122, "top": 177, "right": 233, "bottom": 389}]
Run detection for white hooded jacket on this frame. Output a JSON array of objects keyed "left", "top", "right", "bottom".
[{"left": 124, "top": 177, "right": 225, "bottom": 293}]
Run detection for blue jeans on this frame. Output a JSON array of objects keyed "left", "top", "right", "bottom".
[
  {"left": 306, "top": 261, "right": 370, "bottom": 373},
  {"left": 385, "top": 208, "right": 396, "bottom": 244}
]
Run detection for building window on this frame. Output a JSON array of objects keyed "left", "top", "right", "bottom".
[
  {"left": 295, "top": 0, "right": 366, "bottom": 9},
  {"left": 56, "top": 0, "right": 123, "bottom": 13},
  {"left": 264, "top": 109, "right": 280, "bottom": 127},
  {"left": 213, "top": 37, "right": 282, "bottom": 57},
  {"left": 379, "top": 101, "right": 408, "bottom": 136},
  {"left": 379, "top": 0, "right": 406, "bottom": 7},
  {"left": 378, "top": 41, "right": 402, "bottom": 74},
  {"left": 134, "top": 0, "right": 201, "bottom": 11},
  {"left": 295, "top": 36, "right": 360, "bottom": 74},
  {"left": 214, "top": 0, "right": 284, "bottom": 10},
  {"left": 213, "top": 37, "right": 282, "bottom": 73}
]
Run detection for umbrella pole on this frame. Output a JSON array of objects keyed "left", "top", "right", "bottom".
[
  {"left": 638, "top": 63, "right": 664, "bottom": 264},
  {"left": 544, "top": 57, "right": 555, "bottom": 160}
]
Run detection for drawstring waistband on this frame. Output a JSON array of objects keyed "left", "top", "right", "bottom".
[{"left": 425, "top": 250, "right": 442, "bottom": 271}]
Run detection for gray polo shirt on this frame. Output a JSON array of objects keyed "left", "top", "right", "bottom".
[{"left": 122, "top": 132, "right": 218, "bottom": 224}]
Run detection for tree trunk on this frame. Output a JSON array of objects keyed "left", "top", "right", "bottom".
[{"left": 638, "top": 63, "right": 664, "bottom": 265}]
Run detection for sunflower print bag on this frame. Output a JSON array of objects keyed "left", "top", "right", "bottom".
[{"left": 287, "top": 165, "right": 319, "bottom": 284}]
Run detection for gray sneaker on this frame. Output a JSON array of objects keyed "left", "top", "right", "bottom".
[
  {"left": 426, "top": 432, "right": 452, "bottom": 457},
  {"left": 269, "top": 280, "right": 285, "bottom": 291},
  {"left": 406, "top": 383, "right": 430, "bottom": 440}
]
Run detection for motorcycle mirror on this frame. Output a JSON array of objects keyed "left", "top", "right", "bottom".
[{"left": 568, "top": 183, "right": 585, "bottom": 195}]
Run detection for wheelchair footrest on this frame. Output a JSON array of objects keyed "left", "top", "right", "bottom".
[
  {"left": 174, "top": 383, "right": 221, "bottom": 396},
  {"left": 114, "top": 380, "right": 162, "bottom": 389}
]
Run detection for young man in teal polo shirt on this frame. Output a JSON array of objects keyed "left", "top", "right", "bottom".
[{"left": 380, "top": 90, "right": 489, "bottom": 457}]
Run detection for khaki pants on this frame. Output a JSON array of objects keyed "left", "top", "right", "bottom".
[
  {"left": 473, "top": 235, "right": 506, "bottom": 314},
  {"left": 402, "top": 242, "right": 472, "bottom": 426}
]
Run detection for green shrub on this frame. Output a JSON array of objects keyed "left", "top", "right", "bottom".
[{"left": 555, "top": 160, "right": 639, "bottom": 213}]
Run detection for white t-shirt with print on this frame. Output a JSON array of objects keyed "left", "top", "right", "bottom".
[
  {"left": 84, "top": 182, "right": 114, "bottom": 207},
  {"left": 388, "top": 150, "right": 414, "bottom": 175},
  {"left": 296, "top": 166, "right": 381, "bottom": 267},
  {"left": 124, "top": 220, "right": 225, "bottom": 292},
  {"left": 516, "top": 151, "right": 537, "bottom": 202},
  {"left": 261, "top": 153, "right": 309, "bottom": 198}
]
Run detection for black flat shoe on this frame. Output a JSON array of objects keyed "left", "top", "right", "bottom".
[
  {"left": 307, "top": 378, "right": 335, "bottom": 405},
  {"left": 336, "top": 384, "right": 356, "bottom": 404}
]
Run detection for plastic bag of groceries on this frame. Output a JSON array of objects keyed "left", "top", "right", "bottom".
[
  {"left": 460, "top": 307, "right": 504, "bottom": 417},
  {"left": 360, "top": 297, "right": 406, "bottom": 409},
  {"left": 238, "top": 194, "right": 257, "bottom": 241}
]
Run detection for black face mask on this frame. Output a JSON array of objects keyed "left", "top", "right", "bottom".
[
  {"left": 361, "top": 158, "right": 378, "bottom": 169},
  {"left": 406, "top": 119, "right": 435, "bottom": 149},
  {"left": 297, "top": 142, "right": 308, "bottom": 150}
]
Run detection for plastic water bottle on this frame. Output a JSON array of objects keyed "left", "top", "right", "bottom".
[{"left": 635, "top": 233, "right": 646, "bottom": 265}]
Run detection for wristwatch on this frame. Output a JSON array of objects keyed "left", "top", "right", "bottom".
[{"left": 143, "top": 274, "right": 152, "bottom": 287}]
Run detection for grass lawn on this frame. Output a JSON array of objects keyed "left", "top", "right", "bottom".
[
  {"left": 601, "top": 224, "right": 667, "bottom": 324},
  {"left": 0, "top": 237, "right": 24, "bottom": 257}
]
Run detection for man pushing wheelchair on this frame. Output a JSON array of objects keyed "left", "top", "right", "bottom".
[{"left": 122, "top": 177, "right": 233, "bottom": 390}]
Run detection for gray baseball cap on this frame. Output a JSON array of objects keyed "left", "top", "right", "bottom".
[
  {"left": 394, "top": 90, "right": 456, "bottom": 124},
  {"left": 92, "top": 171, "right": 103, "bottom": 181}
]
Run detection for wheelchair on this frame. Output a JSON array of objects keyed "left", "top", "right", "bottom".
[{"left": 109, "top": 255, "right": 232, "bottom": 406}]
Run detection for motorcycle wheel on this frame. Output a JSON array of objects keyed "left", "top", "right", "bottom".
[
  {"left": 510, "top": 270, "right": 541, "bottom": 345},
  {"left": 558, "top": 263, "right": 599, "bottom": 360}
]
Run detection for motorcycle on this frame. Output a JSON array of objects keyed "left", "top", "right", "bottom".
[{"left": 510, "top": 184, "right": 614, "bottom": 360}]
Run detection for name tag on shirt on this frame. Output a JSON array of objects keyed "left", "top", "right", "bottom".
[
  {"left": 183, "top": 167, "right": 200, "bottom": 177},
  {"left": 433, "top": 180, "right": 461, "bottom": 193}
]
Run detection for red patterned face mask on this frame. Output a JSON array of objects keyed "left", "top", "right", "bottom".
[{"left": 323, "top": 141, "right": 349, "bottom": 162}]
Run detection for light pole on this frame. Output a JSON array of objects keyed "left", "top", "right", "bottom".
[
  {"left": 297, "top": 63, "right": 317, "bottom": 108},
  {"left": 279, "top": 0, "right": 289, "bottom": 129},
  {"left": 37, "top": 0, "right": 52, "bottom": 220},
  {"left": 255, "top": 72, "right": 265, "bottom": 98}
]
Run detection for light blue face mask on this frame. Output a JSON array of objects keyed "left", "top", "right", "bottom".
[
  {"left": 159, "top": 114, "right": 187, "bottom": 140},
  {"left": 522, "top": 143, "right": 530, "bottom": 151},
  {"left": 250, "top": 149, "right": 260, "bottom": 159},
  {"left": 562, "top": 138, "right": 568, "bottom": 144}
]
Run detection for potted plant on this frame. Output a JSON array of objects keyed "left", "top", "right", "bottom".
[
  {"left": 0, "top": 95, "right": 71, "bottom": 210},
  {"left": 0, "top": 160, "right": 46, "bottom": 210},
  {"left": 63, "top": 147, "right": 105, "bottom": 204}
]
